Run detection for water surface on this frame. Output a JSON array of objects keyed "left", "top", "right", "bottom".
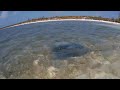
[{"left": 0, "top": 21, "right": 120, "bottom": 79}]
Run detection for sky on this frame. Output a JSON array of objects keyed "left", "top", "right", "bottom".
[{"left": 0, "top": 11, "right": 119, "bottom": 28}]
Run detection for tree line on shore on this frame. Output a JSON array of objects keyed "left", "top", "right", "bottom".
[
  {"left": 11, "top": 15, "right": 120, "bottom": 25},
  {"left": 22, "top": 16, "right": 120, "bottom": 23},
  {"left": 1, "top": 15, "right": 120, "bottom": 29}
]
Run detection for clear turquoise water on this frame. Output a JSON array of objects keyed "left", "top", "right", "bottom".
[{"left": 0, "top": 21, "right": 120, "bottom": 79}]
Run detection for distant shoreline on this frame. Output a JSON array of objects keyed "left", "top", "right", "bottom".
[{"left": 1, "top": 18, "right": 120, "bottom": 30}]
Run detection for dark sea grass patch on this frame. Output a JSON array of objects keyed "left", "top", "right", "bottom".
[{"left": 52, "top": 42, "right": 90, "bottom": 60}]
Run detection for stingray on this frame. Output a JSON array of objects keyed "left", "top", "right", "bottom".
[{"left": 52, "top": 42, "right": 90, "bottom": 60}]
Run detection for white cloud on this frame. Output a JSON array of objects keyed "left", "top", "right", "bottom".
[
  {"left": 0, "top": 11, "right": 9, "bottom": 19},
  {"left": 94, "top": 11, "right": 102, "bottom": 16},
  {"left": 13, "top": 11, "right": 19, "bottom": 15},
  {"left": 53, "top": 11, "right": 64, "bottom": 14},
  {"left": 48, "top": 11, "right": 64, "bottom": 14}
]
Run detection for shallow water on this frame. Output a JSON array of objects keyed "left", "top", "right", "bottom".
[{"left": 0, "top": 21, "right": 120, "bottom": 79}]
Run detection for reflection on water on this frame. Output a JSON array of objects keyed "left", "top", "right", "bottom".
[{"left": 0, "top": 21, "right": 120, "bottom": 79}]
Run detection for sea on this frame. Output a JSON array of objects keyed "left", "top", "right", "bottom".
[{"left": 0, "top": 21, "right": 120, "bottom": 79}]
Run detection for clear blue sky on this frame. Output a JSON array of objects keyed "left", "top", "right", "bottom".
[{"left": 0, "top": 11, "right": 119, "bottom": 28}]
